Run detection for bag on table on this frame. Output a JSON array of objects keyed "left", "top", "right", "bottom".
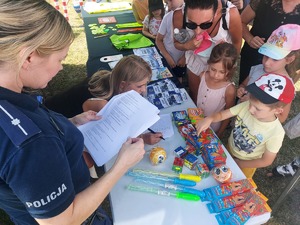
[{"left": 110, "top": 33, "right": 154, "bottom": 50}]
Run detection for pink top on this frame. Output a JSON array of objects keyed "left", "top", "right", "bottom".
[{"left": 196, "top": 74, "right": 234, "bottom": 132}]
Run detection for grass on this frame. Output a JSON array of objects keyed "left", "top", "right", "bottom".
[{"left": 1, "top": 1, "right": 299, "bottom": 225}]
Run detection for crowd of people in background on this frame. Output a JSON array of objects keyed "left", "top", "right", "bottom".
[
  {"left": 138, "top": 0, "right": 300, "bottom": 180},
  {"left": 0, "top": 0, "right": 300, "bottom": 224}
]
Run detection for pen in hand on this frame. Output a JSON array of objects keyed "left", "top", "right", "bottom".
[{"left": 148, "top": 128, "right": 165, "bottom": 140}]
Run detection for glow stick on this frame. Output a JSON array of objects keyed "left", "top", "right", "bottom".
[
  {"left": 127, "top": 185, "right": 200, "bottom": 201},
  {"left": 127, "top": 170, "right": 196, "bottom": 186},
  {"left": 131, "top": 168, "right": 201, "bottom": 182},
  {"left": 134, "top": 178, "right": 204, "bottom": 197}
]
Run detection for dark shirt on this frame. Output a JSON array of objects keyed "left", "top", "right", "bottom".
[{"left": 0, "top": 87, "right": 89, "bottom": 224}]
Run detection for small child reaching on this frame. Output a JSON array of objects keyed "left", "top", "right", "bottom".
[
  {"left": 237, "top": 24, "right": 300, "bottom": 123},
  {"left": 197, "top": 42, "right": 238, "bottom": 137},
  {"left": 142, "top": 0, "right": 165, "bottom": 39},
  {"left": 196, "top": 73, "right": 295, "bottom": 178}
]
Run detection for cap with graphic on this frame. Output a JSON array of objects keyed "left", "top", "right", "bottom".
[
  {"left": 246, "top": 73, "right": 295, "bottom": 104},
  {"left": 258, "top": 24, "right": 300, "bottom": 60}
]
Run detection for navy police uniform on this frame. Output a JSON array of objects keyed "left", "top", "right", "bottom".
[{"left": 0, "top": 87, "right": 90, "bottom": 224}]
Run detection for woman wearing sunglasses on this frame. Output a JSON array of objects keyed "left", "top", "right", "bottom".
[{"left": 173, "top": 0, "right": 242, "bottom": 103}]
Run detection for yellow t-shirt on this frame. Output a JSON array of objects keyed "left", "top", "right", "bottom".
[{"left": 228, "top": 101, "right": 284, "bottom": 160}]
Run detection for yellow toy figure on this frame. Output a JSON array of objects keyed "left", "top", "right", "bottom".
[{"left": 149, "top": 147, "right": 167, "bottom": 165}]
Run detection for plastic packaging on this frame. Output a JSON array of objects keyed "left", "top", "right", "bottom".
[{"left": 174, "top": 28, "right": 190, "bottom": 43}]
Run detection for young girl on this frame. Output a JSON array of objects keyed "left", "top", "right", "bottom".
[
  {"left": 83, "top": 55, "right": 163, "bottom": 180},
  {"left": 84, "top": 55, "right": 163, "bottom": 145},
  {"left": 142, "top": 0, "right": 165, "bottom": 39},
  {"left": 197, "top": 42, "right": 238, "bottom": 137},
  {"left": 82, "top": 70, "right": 111, "bottom": 113},
  {"left": 237, "top": 24, "right": 300, "bottom": 123}
]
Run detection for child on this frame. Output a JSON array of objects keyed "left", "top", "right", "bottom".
[
  {"left": 155, "top": 0, "right": 186, "bottom": 82},
  {"left": 142, "top": 0, "right": 165, "bottom": 39},
  {"left": 84, "top": 55, "right": 164, "bottom": 144},
  {"left": 196, "top": 42, "right": 238, "bottom": 137},
  {"left": 82, "top": 70, "right": 111, "bottom": 113},
  {"left": 196, "top": 73, "right": 296, "bottom": 178},
  {"left": 237, "top": 24, "right": 300, "bottom": 123},
  {"left": 84, "top": 55, "right": 163, "bottom": 181}
]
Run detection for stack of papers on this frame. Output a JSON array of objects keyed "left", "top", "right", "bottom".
[{"left": 78, "top": 90, "right": 160, "bottom": 166}]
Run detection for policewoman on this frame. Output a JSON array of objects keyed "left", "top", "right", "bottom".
[{"left": 0, "top": 1, "right": 145, "bottom": 224}]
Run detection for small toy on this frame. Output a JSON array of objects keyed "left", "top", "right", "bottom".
[
  {"left": 202, "top": 143, "right": 227, "bottom": 170},
  {"left": 184, "top": 154, "right": 198, "bottom": 170},
  {"left": 215, "top": 192, "right": 271, "bottom": 224},
  {"left": 174, "top": 146, "right": 188, "bottom": 158},
  {"left": 187, "top": 108, "right": 204, "bottom": 125},
  {"left": 185, "top": 142, "right": 197, "bottom": 155},
  {"left": 172, "top": 110, "right": 189, "bottom": 126},
  {"left": 207, "top": 190, "right": 254, "bottom": 213},
  {"left": 177, "top": 123, "right": 196, "bottom": 139},
  {"left": 220, "top": 192, "right": 270, "bottom": 225},
  {"left": 211, "top": 164, "right": 232, "bottom": 183},
  {"left": 195, "top": 163, "right": 210, "bottom": 179},
  {"left": 149, "top": 147, "right": 167, "bottom": 165},
  {"left": 172, "top": 157, "right": 184, "bottom": 173},
  {"left": 201, "top": 178, "right": 257, "bottom": 201}
]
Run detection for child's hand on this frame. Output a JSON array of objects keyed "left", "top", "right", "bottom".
[
  {"left": 70, "top": 110, "right": 101, "bottom": 126},
  {"left": 237, "top": 86, "right": 247, "bottom": 98},
  {"left": 142, "top": 132, "right": 163, "bottom": 145},
  {"left": 195, "top": 117, "right": 213, "bottom": 136}
]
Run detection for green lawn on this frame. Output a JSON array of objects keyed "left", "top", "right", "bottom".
[{"left": 1, "top": 1, "right": 299, "bottom": 225}]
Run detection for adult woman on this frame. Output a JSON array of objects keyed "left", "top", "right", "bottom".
[
  {"left": 239, "top": 0, "right": 300, "bottom": 85},
  {"left": 0, "top": 1, "right": 145, "bottom": 224},
  {"left": 173, "top": 0, "right": 242, "bottom": 102}
]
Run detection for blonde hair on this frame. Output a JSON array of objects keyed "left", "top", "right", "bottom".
[
  {"left": 88, "top": 70, "right": 111, "bottom": 98},
  {"left": 110, "top": 55, "right": 152, "bottom": 97},
  {"left": 0, "top": 0, "right": 74, "bottom": 70}
]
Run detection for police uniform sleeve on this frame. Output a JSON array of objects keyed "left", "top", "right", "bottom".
[{"left": 4, "top": 137, "right": 76, "bottom": 219}]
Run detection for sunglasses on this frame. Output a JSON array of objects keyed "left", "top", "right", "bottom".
[{"left": 185, "top": 21, "right": 213, "bottom": 30}]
